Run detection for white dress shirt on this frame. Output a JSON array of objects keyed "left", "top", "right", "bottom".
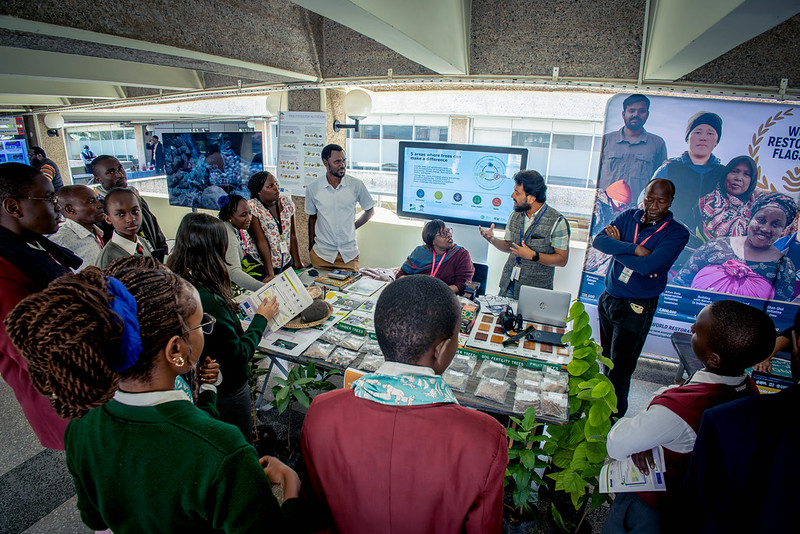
[
  {"left": 606, "top": 369, "right": 751, "bottom": 460},
  {"left": 305, "top": 174, "right": 374, "bottom": 263},
  {"left": 49, "top": 218, "right": 103, "bottom": 271}
]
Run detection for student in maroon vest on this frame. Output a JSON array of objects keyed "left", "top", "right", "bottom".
[{"left": 601, "top": 300, "right": 773, "bottom": 533}]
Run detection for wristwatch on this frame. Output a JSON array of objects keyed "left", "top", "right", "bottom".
[{"left": 531, "top": 250, "right": 540, "bottom": 262}]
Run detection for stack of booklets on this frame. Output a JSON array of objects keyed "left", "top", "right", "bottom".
[{"left": 314, "top": 271, "right": 361, "bottom": 289}]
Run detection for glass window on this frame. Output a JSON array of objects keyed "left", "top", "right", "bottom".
[
  {"left": 351, "top": 125, "right": 380, "bottom": 140},
  {"left": 99, "top": 131, "right": 112, "bottom": 141},
  {"left": 512, "top": 130, "right": 551, "bottom": 174},
  {"left": 414, "top": 126, "right": 448, "bottom": 142},
  {"left": 547, "top": 134, "right": 593, "bottom": 188},
  {"left": 112, "top": 130, "right": 124, "bottom": 140},
  {"left": 473, "top": 128, "right": 510, "bottom": 146},
  {"left": 125, "top": 130, "right": 136, "bottom": 140},
  {"left": 381, "top": 125, "right": 412, "bottom": 140}
]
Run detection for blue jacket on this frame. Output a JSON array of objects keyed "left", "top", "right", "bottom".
[{"left": 592, "top": 209, "right": 689, "bottom": 299}]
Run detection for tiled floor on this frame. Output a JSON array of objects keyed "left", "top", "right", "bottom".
[{"left": 0, "top": 357, "right": 678, "bottom": 534}]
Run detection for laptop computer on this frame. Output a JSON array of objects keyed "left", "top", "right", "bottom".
[{"left": 516, "top": 286, "right": 572, "bottom": 328}]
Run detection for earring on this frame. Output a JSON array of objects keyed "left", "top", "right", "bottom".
[{"left": 174, "top": 356, "right": 185, "bottom": 367}]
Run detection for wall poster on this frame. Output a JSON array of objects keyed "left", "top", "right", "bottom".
[
  {"left": 276, "top": 111, "right": 326, "bottom": 195},
  {"left": 580, "top": 94, "right": 800, "bottom": 358}
]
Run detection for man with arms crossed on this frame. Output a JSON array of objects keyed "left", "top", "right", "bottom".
[
  {"left": 305, "top": 144, "right": 374, "bottom": 270},
  {"left": 592, "top": 178, "right": 689, "bottom": 416}
]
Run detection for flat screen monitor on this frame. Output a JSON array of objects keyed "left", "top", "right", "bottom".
[
  {"left": 0, "top": 135, "right": 30, "bottom": 165},
  {"left": 164, "top": 132, "right": 263, "bottom": 209},
  {"left": 396, "top": 141, "right": 527, "bottom": 228}
]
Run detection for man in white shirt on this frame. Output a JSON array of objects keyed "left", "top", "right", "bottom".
[
  {"left": 49, "top": 185, "right": 105, "bottom": 271},
  {"left": 305, "top": 144, "right": 374, "bottom": 270}
]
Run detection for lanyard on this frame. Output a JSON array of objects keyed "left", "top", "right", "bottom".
[
  {"left": 633, "top": 220, "right": 669, "bottom": 247},
  {"left": 517, "top": 205, "right": 548, "bottom": 263},
  {"left": 430, "top": 250, "right": 447, "bottom": 278}
]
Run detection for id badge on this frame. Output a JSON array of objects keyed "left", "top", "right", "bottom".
[
  {"left": 511, "top": 265, "right": 521, "bottom": 281},
  {"left": 279, "top": 240, "right": 290, "bottom": 256},
  {"left": 618, "top": 266, "right": 633, "bottom": 284}
]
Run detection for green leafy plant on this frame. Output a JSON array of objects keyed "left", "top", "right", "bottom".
[
  {"left": 505, "top": 405, "right": 548, "bottom": 522},
  {"left": 540, "top": 300, "right": 617, "bottom": 532},
  {"left": 270, "top": 362, "right": 340, "bottom": 448}
]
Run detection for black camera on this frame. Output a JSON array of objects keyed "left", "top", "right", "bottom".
[{"left": 500, "top": 305, "right": 523, "bottom": 334}]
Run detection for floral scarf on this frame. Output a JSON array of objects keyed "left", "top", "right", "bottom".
[
  {"left": 698, "top": 186, "right": 759, "bottom": 241},
  {"left": 353, "top": 373, "right": 458, "bottom": 406}
]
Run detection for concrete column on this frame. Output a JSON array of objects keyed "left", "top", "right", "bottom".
[
  {"left": 32, "top": 115, "right": 72, "bottom": 186},
  {"left": 134, "top": 125, "right": 148, "bottom": 169},
  {"left": 449, "top": 117, "right": 471, "bottom": 144}
]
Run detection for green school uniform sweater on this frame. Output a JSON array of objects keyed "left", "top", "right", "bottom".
[
  {"left": 65, "top": 398, "right": 288, "bottom": 533},
  {"left": 197, "top": 288, "right": 268, "bottom": 397}
]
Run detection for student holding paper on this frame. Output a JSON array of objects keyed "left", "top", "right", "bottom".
[
  {"left": 167, "top": 213, "right": 279, "bottom": 442},
  {"left": 602, "top": 300, "right": 773, "bottom": 533}
]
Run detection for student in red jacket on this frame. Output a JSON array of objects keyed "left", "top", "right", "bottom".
[
  {"left": 302, "top": 275, "right": 508, "bottom": 534},
  {"left": 602, "top": 300, "right": 774, "bottom": 533}
]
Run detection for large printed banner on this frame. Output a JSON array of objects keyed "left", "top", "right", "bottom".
[{"left": 580, "top": 94, "right": 800, "bottom": 357}]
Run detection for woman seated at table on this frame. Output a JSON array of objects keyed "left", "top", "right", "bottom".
[
  {"left": 673, "top": 192, "right": 796, "bottom": 301},
  {"left": 217, "top": 193, "right": 266, "bottom": 291},
  {"left": 397, "top": 219, "right": 474, "bottom": 294},
  {"left": 696, "top": 155, "right": 761, "bottom": 241},
  {"left": 167, "top": 213, "right": 279, "bottom": 442},
  {"left": 246, "top": 171, "right": 302, "bottom": 279}
]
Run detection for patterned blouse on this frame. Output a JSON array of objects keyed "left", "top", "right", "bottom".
[{"left": 246, "top": 195, "right": 295, "bottom": 269}]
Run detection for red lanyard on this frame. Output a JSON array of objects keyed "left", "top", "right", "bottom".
[
  {"left": 430, "top": 251, "right": 447, "bottom": 278},
  {"left": 633, "top": 220, "right": 669, "bottom": 247}
]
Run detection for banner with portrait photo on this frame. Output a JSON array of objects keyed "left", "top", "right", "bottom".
[{"left": 580, "top": 94, "right": 800, "bottom": 357}]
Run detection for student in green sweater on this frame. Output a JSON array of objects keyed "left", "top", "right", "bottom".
[
  {"left": 168, "top": 212, "right": 279, "bottom": 442},
  {"left": 5, "top": 262, "right": 301, "bottom": 533}
]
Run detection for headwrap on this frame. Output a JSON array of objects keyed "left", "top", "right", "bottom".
[
  {"left": 685, "top": 111, "right": 723, "bottom": 141},
  {"left": 107, "top": 276, "right": 144, "bottom": 373},
  {"left": 721, "top": 155, "right": 758, "bottom": 199},
  {"left": 750, "top": 192, "right": 797, "bottom": 228},
  {"left": 605, "top": 180, "right": 632, "bottom": 204}
]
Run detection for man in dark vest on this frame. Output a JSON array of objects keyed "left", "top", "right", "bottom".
[{"left": 479, "top": 170, "right": 570, "bottom": 297}]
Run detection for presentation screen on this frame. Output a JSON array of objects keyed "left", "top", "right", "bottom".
[
  {"left": 396, "top": 141, "right": 528, "bottom": 228},
  {"left": 0, "top": 136, "right": 29, "bottom": 165},
  {"left": 163, "top": 132, "right": 263, "bottom": 209}
]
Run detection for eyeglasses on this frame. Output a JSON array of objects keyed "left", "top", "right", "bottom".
[
  {"left": 436, "top": 227, "right": 454, "bottom": 238},
  {"left": 19, "top": 195, "right": 59, "bottom": 205},
  {"left": 187, "top": 313, "right": 216, "bottom": 334}
]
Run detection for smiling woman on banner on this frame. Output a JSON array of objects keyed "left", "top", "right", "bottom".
[
  {"left": 696, "top": 155, "right": 761, "bottom": 241},
  {"left": 673, "top": 192, "right": 797, "bottom": 301},
  {"left": 397, "top": 219, "right": 474, "bottom": 295}
]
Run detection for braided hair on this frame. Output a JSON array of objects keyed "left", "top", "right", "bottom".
[{"left": 4, "top": 263, "right": 196, "bottom": 419}]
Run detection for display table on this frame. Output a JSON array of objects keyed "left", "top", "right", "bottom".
[{"left": 252, "top": 268, "right": 572, "bottom": 424}]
